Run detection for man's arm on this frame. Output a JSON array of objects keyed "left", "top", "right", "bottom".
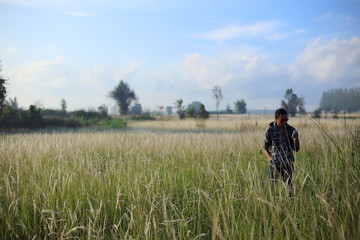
[
  {"left": 263, "top": 149, "right": 272, "bottom": 161},
  {"left": 263, "top": 128, "right": 272, "bottom": 161},
  {"left": 292, "top": 131, "right": 300, "bottom": 152}
]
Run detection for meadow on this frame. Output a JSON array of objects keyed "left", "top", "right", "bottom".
[{"left": 0, "top": 114, "right": 359, "bottom": 239}]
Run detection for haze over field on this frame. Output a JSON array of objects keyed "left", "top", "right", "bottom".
[{"left": 1, "top": 0, "right": 359, "bottom": 112}]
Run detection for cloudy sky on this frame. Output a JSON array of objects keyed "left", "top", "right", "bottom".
[{"left": 1, "top": 0, "right": 359, "bottom": 112}]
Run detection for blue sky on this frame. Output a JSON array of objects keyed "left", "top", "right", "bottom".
[{"left": 1, "top": 0, "right": 359, "bottom": 113}]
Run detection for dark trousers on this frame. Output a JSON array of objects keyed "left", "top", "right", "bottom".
[{"left": 268, "top": 161, "right": 294, "bottom": 197}]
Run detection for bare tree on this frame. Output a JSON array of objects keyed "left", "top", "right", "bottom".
[{"left": 212, "top": 85, "right": 223, "bottom": 121}]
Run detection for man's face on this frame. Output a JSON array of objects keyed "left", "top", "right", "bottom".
[{"left": 276, "top": 114, "right": 288, "bottom": 128}]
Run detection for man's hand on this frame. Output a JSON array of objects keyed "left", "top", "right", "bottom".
[
  {"left": 263, "top": 149, "right": 272, "bottom": 161},
  {"left": 292, "top": 130, "right": 299, "bottom": 140}
]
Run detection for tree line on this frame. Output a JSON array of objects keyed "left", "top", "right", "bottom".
[{"left": 319, "top": 88, "right": 360, "bottom": 114}]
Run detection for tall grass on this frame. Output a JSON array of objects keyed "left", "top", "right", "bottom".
[{"left": 0, "top": 116, "right": 359, "bottom": 239}]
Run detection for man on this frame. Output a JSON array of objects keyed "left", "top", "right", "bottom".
[{"left": 263, "top": 108, "right": 300, "bottom": 197}]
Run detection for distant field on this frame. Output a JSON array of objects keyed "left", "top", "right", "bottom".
[{"left": 1, "top": 115, "right": 359, "bottom": 239}]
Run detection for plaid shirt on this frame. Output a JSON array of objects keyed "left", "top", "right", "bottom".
[{"left": 263, "top": 121, "right": 300, "bottom": 166}]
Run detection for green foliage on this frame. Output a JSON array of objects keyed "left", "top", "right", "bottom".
[
  {"left": 234, "top": 99, "right": 247, "bottom": 114},
  {"left": 129, "top": 114, "right": 156, "bottom": 121},
  {"left": 281, "top": 88, "right": 305, "bottom": 116},
  {"left": 100, "top": 118, "right": 127, "bottom": 128},
  {"left": 186, "top": 105, "right": 195, "bottom": 118},
  {"left": 69, "top": 109, "right": 108, "bottom": 120},
  {"left": 0, "top": 104, "right": 116, "bottom": 129},
  {"left": 110, "top": 80, "right": 137, "bottom": 115},
  {"left": 98, "top": 105, "right": 108, "bottom": 117},
  {"left": 186, "top": 102, "right": 209, "bottom": 119}
]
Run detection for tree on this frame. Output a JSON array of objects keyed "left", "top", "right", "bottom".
[
  {"left": 320, "top": 91, "right": 331, "bottom": 118},
  {"left": 186, "top": 105, "right": 195, "bottom": 118},
  {"left": 60, "top": 99, "right": 67, "bottom": 113},
  {"left": 234, "top": 99, "right": 247, "bottom": 114},
  {"left": 196, "top": 104, "right": 209, "bottom": 127},
  {"left": 98, "top": 104, "right": 109, "bottom": 117},
  {"left": 174, "top": 99, "right": 185, "bottom": 119},
  {"left": 226, "top": 104, "right": 233, "bottom": 114},
  {"left": 320, "top": 88, "right": 360, "bottom": 115},
  {"left": 0, "top": 62, "right": 7, "bottom": 111},
  {"left": 110, "top": 80, "right": 137, "bottom": 115},
  {"left": 212, "top": 85, "right": 223, "bottom": 120},
  {"left": 197, "top": 104, "right": 209, "bottom": 119},
  {"left": 7, "top": 97, "right": 19, "bottom": 110},
  {"left": 312, "top": 107, "right": 322, "bottom": 118},
  {"left": 281, "top": 89, "right": 305, "bottom": 117},
  {"left": 130, "top": 103, "right": 142, "bottom": 115}
]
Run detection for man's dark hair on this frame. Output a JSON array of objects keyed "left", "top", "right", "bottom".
[{"left": 275, "top": 108, "right": 288, "bottom": 119}]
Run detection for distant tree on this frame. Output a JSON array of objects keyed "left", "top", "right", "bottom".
[
  {"left": 197, "top": 104, "right": 209, "bottom": 119},
  {"left": 196, "top": 103, "right": 209, "bottom": 127},
  {"left": 174, "top": 99, "right": 186, "bottom": 119},
  {"left": 25, "top": 105, "right": 42, "bottom": 122},
  {"left": 186, "top": 105, "right": 195, "bottom": 118},
  {"left": 60, "top": 99, "right": 67, "bottom": 113},
  {"left": 312, "top": 107, "right": 322, "bottom": 118},
  {"left": 109, "top": 80, "right": 137, "bottom": 115},
  {"left": 130, "top": 103, "right": 142, "bottom": 115},
  {"left": 166, "top": 106, "right": 173, "bottom": 115},
  {"left": 234, "top": 99, "right": 247, "bottom": 114},
  {"left": 0, "top": 62, "right": 7, "bottom": 111},
  {"left": 7, "top": 97, "right": 19, "bottom": 110},
  {"left": 320, "top": 91, "right": 331, "bottom": 118},
  {"left": 98, "top": 104, "right": 109, "bottom": 116},
  {"left": 212, "top": 85, "right": 223, "bottom": 120},
  {"left": 187, "top": 101, "right": 203, "bottom": 113},
  {"left": 298, "top": 97, "right": 306, "bottom": 115},
  {"left": 226, "top": 104, "right": 233, "bottom": 114},
  {"left": 320, "top": 88, "right": 360, "bottom": 115},
  {"left": 281, "top": 89, "right": 305, "bottom": 117}
]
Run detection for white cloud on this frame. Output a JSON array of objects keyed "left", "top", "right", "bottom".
[
  {"left": 9, "top": 56, "right": 73, "bottom": 87},
  {"left": 5, "top": 46, "right": 19, "bottom": 54},
  {"left": 82, "top": 61, "right": 142, "bottom": 92},
  {"left": 291, "top": 37, "right": 360, "bottom": 85},
  {"left": 192, "top": 21, "right": 283, "bottom": 42},
  {"left": 266, "top": 29, "right": 307, "bottom": 41},
  {"left": 66, "top": 11, "right": 95, "bottom": 17},
  {"left": 6, "top": 58, "right": 143, "bottom": 109},
  {"left": 318, "top": 11, "right": 357, "bottom": 24},
  {"left": 7, "top": 57, "right": 75, "bottom": 108},
  {"left": 113, "top": 61, "right": 142, "bottom": 81},
  {"left": 175, "top": 49, "right": 279, "bottom": 91}
]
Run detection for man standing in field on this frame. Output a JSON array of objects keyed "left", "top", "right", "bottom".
[{"left": 263, "top": 108, "right": 300, "bottom": 197}]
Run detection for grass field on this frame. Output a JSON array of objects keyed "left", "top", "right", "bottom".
[{"left": 1, "top": 114, "right": 359, "bottom": 239}]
